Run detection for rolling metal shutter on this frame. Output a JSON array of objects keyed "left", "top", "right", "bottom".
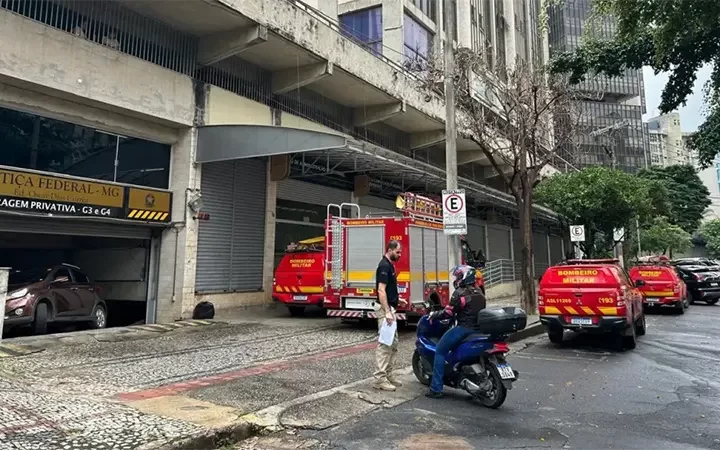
[
  {"left": 0, "top": 214, "right": 152, "bottom": 240},
  {"left": 195, "top": 158, "right": 267, "bottom": 293},
  {"left": 277, "top": 179, "right": 350, "bottom": 206},
  {"left": 487, "top": 225, "right": 511, "bottom": 260},
  {"left": 466, "top": 218, "right": 486, "bottom": 255},
  {"left": 549, "top": 235, "right": 564, "bottom": 264}
]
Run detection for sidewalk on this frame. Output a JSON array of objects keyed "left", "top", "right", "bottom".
[{"left": 0, "top": 304, "right": 542, "bottom": 450}]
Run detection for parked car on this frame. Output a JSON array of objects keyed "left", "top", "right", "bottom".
[
  {"left": 674, "top": 265, "right": 720, "bottom": 306},
  {"left": 538, "top": 259, "right": 646, "bottom": 350},
  {"left": 672, "top": 258, "right": 720, "bottom": 267},
  {"left": 3, "top": 264, "right": 108, "bottom": 335},
  {"left": 629, "top": 259, "right": 689, "bottom": 313}
]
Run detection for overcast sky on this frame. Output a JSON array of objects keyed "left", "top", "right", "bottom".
[{"left": 642, "top": 65, "right": 713, "bottom": 132}]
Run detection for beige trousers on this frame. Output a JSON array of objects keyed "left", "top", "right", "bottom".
[{"left": 373, "top": 303, "right": 399, "bottom": 382}]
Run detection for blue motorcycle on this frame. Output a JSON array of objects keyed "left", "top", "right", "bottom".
[{"left": 412, "top": 300, "right": 527, "bottom": 408}]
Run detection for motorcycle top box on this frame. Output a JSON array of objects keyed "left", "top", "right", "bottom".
[{"left": 476, "top": 307, "right": 528, "bottom": 335}]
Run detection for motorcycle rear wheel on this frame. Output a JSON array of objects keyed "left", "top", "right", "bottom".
[
  {"left": 412, "top": 350, "right": 431, "bottom": 386},
  {"left": 475, "top": 363, "right": 508, "bottom": 409}
]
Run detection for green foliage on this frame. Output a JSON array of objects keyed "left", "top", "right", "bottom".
[
  {"left": 637, "top": 165, "right": 711, "bottom": 233},
  {"left": 548, "top": 0, "right": 720, "bottom": 167},
  {"left": 534, "top": 167, "right": 663, "bottom": 257},
  {"left": 699, "top": 219, "right": 720, "bottom": 258},
  {"left": 640, "top": 216, "right": 692, "bottom": 256}
]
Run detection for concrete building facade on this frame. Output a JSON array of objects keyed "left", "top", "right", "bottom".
[
  {"left": 646, "top": 112, "right": 697, "bottom": 168},
  {"left": 0, "top": 0, "right": 563, "bottom": 324}
]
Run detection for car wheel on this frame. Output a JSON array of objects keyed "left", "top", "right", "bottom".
[
  {"left": 635, "top": 310, "right": 647, "bottom": 336},
  {"left": 32, "top": 302, "right": 49, "bottom": 335},
  {"left": 89, "top": 304, "right": 108, "bottom": 329},
  {"left": 675, "top": 300, "right": 685, "bottom": 315},
  {"left": 548, "top": 329, "right": 563, "bottom": 345},
  {"left": 707, "top": 298, "right": 719, "bottom": 306},
  {"left": 623, "top": 316, "right": 637, "bottom": 350}
]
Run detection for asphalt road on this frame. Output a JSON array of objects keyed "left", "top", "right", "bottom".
[{"left": 246, "top": 303, "right": 720, "bottom": 450}]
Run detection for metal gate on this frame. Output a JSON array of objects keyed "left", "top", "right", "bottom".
[
  {"left": 195, "top": 158, "right": 267, "bottom": 293},
  {"left": 0, "top": 215, "right": 152, "bottom": 239}
]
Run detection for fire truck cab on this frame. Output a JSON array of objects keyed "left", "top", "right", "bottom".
[{"left": 323, "top": 193, "right": 486, "bottom": 324}]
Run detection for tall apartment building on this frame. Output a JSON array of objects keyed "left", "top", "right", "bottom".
[
  {"left": 547, "top": 0, "right": 648, "bottom": 173},
  {"left": 646, "top": 112, "right": 697, "bottom": 167}
]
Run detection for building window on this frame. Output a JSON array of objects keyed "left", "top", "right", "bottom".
[
  {"left": 412, "top": 0, "right": 437, "bottom": 21},
  {"left": 340, "top": 7, "right": 383, "bottom": 55},
  {"left": 403, "top": 14, "right": 433, "bottom": 69},
  {"left": 0, "top": 106, "right": 170, "bottom": 189}
]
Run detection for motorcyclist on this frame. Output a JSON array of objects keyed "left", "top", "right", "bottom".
[{"left": 425, "top": 264, "right": 486, "bottom": 399}]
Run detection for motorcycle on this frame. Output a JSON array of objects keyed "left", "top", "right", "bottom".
[{"left": 412, "top": 297, "right": 527, "bottom": 409}]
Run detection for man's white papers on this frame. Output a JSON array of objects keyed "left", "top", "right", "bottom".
[{"left": 378, "top": 319, "right": 397, "bottom": 346}]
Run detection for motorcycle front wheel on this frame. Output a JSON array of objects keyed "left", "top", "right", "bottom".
[
  {"left": 474, "top": 361, "right": 507, "bottom": 409},
  {"left": 412, "top": 350, "right": 431, "bottom": 386}
]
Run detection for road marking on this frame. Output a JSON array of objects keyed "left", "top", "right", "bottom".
[{"left": 116, "top": 340, "right": 377, "bottom": 401}]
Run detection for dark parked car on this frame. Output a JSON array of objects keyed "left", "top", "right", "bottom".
[
  {"left": 672, "top": 258, "right": 720, "bottom": 267},
  {"left": 674, "top": 265, "right": 720, "bottom": 305},
  {"left": 3, "top": 264, "right": 108, "bottom": 335}
]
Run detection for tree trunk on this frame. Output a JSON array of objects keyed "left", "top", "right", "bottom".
[{"left": 517, "top": 185, "right": 537, "bottom": 314}]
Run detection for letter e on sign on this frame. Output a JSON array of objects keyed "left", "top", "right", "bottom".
[
  {"left": 442, "top": 189, "right": 467, "bottom": 236},
  {"left": 570, "top": 225, "right": 585, "bottom": 242}
]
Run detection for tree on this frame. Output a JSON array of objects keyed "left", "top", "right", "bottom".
[
  {"left": 637, "top": 165, "right": 711, "bottom": 234},
  {"left": 534, "top": 167, "right": 664, "bottom": 257},
  {"left": 548, "top": 0, "right": 720, "bottom": 168},
  {"left": 640, "top": 216, "right": 692, "bottom": 257},
  {"left": 700, "top": 219, "right": 720, "bottom": 259},
  {"left": 413, "top": 52, "right": 584, "bottom": 314}
]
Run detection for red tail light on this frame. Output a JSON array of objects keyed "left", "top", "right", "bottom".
[{"left": 489, "top": 343, "right": 510, "bottom": 354}]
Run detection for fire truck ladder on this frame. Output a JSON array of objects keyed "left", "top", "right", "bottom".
[
  {"left": 397, "top": 192, "right": 444, "bottom": 224},
  {"left": 325, "top": 203, "right": 360, "bottom": 290}
]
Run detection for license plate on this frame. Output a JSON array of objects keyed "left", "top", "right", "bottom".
[
  {"left": 496, "top": 364, "right": 515, "bottom": 380},
  {"left": 293, "top": 295, "right": 308, "bottom": 301},
  {"left": 646, "top": 298, "right": 660, "bottom": 302},
  {"left": 398, "top": 286, "right": 407, "bottom": 293},
  {"left": 345, "top": 298, "right": 374, "bottom": 310},
  {"left": 571, "top": 317, "right": 592, "bottom": 325},
  {"left": 712, "top": 283, "right": 719, "bottom": 287}
]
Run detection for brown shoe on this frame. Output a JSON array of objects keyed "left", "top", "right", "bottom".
[
  {"left": 388, "top": 377, "right": 403, "bottom": 387},
  {"left": 373, "top": 380, "right": 397, "bottom": 391}
]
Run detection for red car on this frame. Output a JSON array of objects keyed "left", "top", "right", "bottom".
[
  {"left": 4, "top": 264, "right": 108, "bottom": 335},
  {"left": 629, "top": 259, "right": 689, "bottom": 314},
  {"left": 539, "top": 259, "right": 646, "bottom": 350}
]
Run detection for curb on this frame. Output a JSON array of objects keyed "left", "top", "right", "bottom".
[
  {"left": 1, "top": 320, "right": 227, "bottom": 355},
  {"left": 508, "top": 320, "right": 545, "bottom": 343},
  {"left": 138, "top": 421, "right": 258, "bottom": 450}
]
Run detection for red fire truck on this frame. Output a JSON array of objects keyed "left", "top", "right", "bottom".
[{"left": 322, "top": 193, "right": 486, "bottom": 324}]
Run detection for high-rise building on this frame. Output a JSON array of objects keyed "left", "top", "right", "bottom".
[
  {"left": 646, "top": 112, "right": 697, "bottom": 167},
  {"left": 547, "top": 0, "right": 648, "bottom": 173}
]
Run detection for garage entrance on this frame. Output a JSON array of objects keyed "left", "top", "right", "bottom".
[{"left": 0, "top": 215, "right": 160, "bottom": 333}]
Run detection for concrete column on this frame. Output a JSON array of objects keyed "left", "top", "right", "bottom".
[
  {"left": 382, "top": 0, "right": 404, "bottom": 65},
  {"left": 457, "top": 0, "right": 472, "bottom": 48},
  {"left": 156, "top": 127, "right": 201, "bottom": 323},
  {"left": 262, "top": 161, "right": 278, "bottom": 302}
]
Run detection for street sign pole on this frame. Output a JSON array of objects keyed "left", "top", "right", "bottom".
[
  {"left": 569, "top": 225, "right": 586, "bottom": 259},
  {"left": 0, "top": 267, "right": 10, "bottom": 344},
  {"left": 442, "top": 189, "right": 467, "bottom": 271}
]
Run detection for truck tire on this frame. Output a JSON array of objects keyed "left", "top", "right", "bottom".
[{"left": 33, "top": 302, "right": 49, "bottom": 335}]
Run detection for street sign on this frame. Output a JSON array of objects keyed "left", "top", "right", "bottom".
[
  {"left": 613, "top": 228, "right": 625, "bottom": 242},
  {"left": 570, "top": 225, "right": 585, "bottom": 242},
  {"left": 442, "top": 189, "right": 467, "bottom": 235}
]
